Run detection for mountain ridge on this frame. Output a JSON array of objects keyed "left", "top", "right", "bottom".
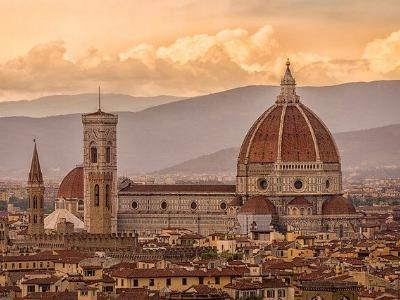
[
  {"left": 155, "top": 124, "right": 400, "bottom": 175},
  {"left": 0, "top": 93, "right": 184, "bottom": 117},
  {"left": 0, "top": 81, "right": 399, "bottom": 179}
]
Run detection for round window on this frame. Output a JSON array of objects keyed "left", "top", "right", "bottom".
[
  {"left": 161, "top": 201, "right": 168, "bottom": 210},
  {"left": 294, "top": 180, "right": 303, "bottom": 190},
  {"left": 257, "top": 179, "right": 268, "bottom": 190},
  {"left": 131, "top": 201, "right": 138, "bottom": 209},
  {"left": 220, "top": 202, "right": 227, "bottom": 210},
  {"left": 191, "top": 202, "right": 197, "bottom": 210},
  {"left": 325, "top": 179, "right": 330, "bottom": 189}
]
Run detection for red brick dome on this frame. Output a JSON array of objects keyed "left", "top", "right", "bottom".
[
  {"left": 229, "top": 196, "right": 243, "bottom": 207},
  {"left": 238, "top": 61, "right": 339, "bottom": 165},
  {"left": 57, "top": 166, "right": 84, "bottom": 199},
  {"left": 322, "top": 195, "right": 356, "bottom": 215},
  {"left": 238, "top": 103, "right": 339, "bottom": 164},
  {"left": 288, "top": 196, "right": 312, "bottom": 207},
  {"left": 239, "top": 196, "right": 277, "bottom": 215}
]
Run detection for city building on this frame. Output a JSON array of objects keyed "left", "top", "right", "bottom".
[
  {"left": 52, "top": 61, "right": 360, "bottom": 238},
  {"left": 236, "top": 60, "right": 359, "bottom": 237}
]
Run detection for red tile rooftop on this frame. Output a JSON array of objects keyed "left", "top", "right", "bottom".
[{"left": 110, "top": 267, "right": 246, "bottom": 278}]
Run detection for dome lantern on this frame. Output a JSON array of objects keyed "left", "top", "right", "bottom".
[{"left": 276, "top": 58, "right": 300, "bottom": 104}]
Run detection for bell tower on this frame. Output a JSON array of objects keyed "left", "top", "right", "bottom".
[
  {"left": 27, "top": 140, "right": 45, "bottom": 235},
  {"left": 82, "top": 91, "right": 118, "bottom": 234}
]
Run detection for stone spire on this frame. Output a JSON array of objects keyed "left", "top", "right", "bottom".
[
  {"left": 28, "top": 140, "right": 43, "bottom": 184},
  {"left": 276, "top": 59, "right": 300, "bottom": 104},
  {"left": 27, "top": 139, "right": 45, "bottom": 235}
]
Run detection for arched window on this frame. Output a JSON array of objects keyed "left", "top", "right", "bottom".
[
  {"left": 106, "top": 145, "right": 111, "bottom": 163},
  {"left": 94, "top": 184, "right": 100, "bottom": 206},
  {"left": 33, "top": 196, "right": 37, "bottom": 209},
  {"left": 40, "top": 197, "right": 43, "bottom": 209},
  {"left": 78, "top": 200, "right": 84, "bottom": 211},
  {"left": 90, "top": 144, "right": 97, "bottom": 164},
  {"left": 105, "top": 184, "right": 110, "bottom": 209}
]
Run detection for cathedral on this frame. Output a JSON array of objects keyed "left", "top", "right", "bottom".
[{"left": 50, "top": 60, "right": 359, "bottom": 239}]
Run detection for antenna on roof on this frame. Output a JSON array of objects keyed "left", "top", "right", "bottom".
[{"left": 98, "top": 86, "right": 101, "bottom": 112}]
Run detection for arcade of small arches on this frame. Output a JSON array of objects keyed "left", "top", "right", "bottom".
[{"left": 287, "top": 206, "right": 313, "bottom": 216}]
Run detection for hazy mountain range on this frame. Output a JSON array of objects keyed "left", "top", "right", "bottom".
[
  {"left": 156, "top": 124, "right": 400, "bottom": 176},
  {"left": 0, "top": 94, "right": 183, "bottom": 117},
  {"left": 0, "top": 80, "right": 399, "bottom": 180}
]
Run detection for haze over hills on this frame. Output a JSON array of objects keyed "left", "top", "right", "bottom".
[
  {"left": 0, "top": 80, "right": 399, "bottom": 180},
  {"left": 155, "top": 124, "right": 400, "bottom": 176},
  {"left": 0, "top": 94, "right": 184, "bottom": 117}
]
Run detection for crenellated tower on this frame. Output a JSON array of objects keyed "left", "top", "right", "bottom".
[
  {"left": 82, "top": 93, "right": 118, "bottom": 234},
  {"left": 27, "top": 140, "right": 45, "bottom": 235}
]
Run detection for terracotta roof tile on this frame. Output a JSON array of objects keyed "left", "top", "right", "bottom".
[
  {"left": 322, "top": 195, "right": 357, "bottom": 215},
  {"left": 239, "top": 196, "right": 277, "bottom": 215},
  {"left": 57, "top": 166, "right": 84, "bottom": 199}
]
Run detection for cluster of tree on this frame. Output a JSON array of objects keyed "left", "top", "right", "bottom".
[
  {"left": 200, "top": 250, "right": 218, "bottom": 259},
  {"left": 0, "top": 200, "right": 6, "bottom": 211},
  {"left": 8, "top": 196, "right": 27, "bottom": 210},
  {"left": 352, "top": 197, "right": 400, "bottom": 206},
  {"left": 221, "top": 251, "right": 244, "bottom": 261},
  {"left": 200, "top": 250, "right": 244, "bottom": 261}
]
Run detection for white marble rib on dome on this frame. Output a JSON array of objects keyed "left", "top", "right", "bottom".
[{"left": 44, "top": 208, "right": 84, "bottom": 232}]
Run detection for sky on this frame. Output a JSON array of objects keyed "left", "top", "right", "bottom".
[{"left": 0, "top": 0, "right": 400, "bottom": 101}]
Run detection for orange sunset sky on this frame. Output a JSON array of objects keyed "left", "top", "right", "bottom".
[{"left": 0, "top": 0, "right": 400, "bottom": 101}]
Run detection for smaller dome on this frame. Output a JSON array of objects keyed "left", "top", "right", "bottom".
[
  {"left": 239, "top": 196, "right": 277, "bottom": 215},
  {"left": 229, "top": 196, "right": 243, "bottom": 207},
  {"left": 57, "top": 166, "right": 84, "bottom": 199},
  {"left": 288, "top": 197, "right": 312, "bottom": 207},
  {"left": 322, "top": 195, "right": 356, "bottom": 215}
]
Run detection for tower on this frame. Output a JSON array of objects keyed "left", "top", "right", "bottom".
[
  {"left": 27, "top": 140, "right": 45, "bottom": 235},
  {"left": 82, "top": 93, "right": 118, "bottom": 234}
]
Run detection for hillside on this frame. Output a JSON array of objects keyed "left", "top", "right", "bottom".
[
  {"left": 155, "top": 124, "right": 400, "bottom": 175},
  {"left": 0, "top": 94, "right": 183, "bottom": 117},
  {"left": 0, "top": 81, "right": 399, "bottom": 179}
]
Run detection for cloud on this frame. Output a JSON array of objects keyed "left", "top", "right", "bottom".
[
  {"left": 363, "top": 30, "right": 400, "bottom": 73},
  {"left": 0, "top": 25, "right": 399, "bottom": 100}
]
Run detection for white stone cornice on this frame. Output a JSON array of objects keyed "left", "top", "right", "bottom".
[{"left": 276, "top": 104, "right": 287, "bottom": 162}]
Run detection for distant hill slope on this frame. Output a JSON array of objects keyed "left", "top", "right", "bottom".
[
  {"left": 0, "top": 81, "right": 399, "bottom": 179},
  {"left": 0, "top": 94, "right": 184, "bottom": 117},
  {"left": 155, "top": 124, "right": 400, "bottom": 175},
  {"left": 156, "top": 148, "right": 239, "bottom": 175}
]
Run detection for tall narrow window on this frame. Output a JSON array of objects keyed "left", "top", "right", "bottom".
[
  {"left": 33, "top": 196, "right": 37, "bottom": 209},
  {"left": 91, "top": 145, "right": 97, "bottom": 163},
  {"left": 40, "top": 197, "right": 43, "bottom": 209},
  {"left": 78, "top": 200, "right": 84, "bottom": 211},
  {"left": 105, "top": 184, "right": 110, "bottom": 209},
  {"left": 33, "top": 215, "right": 37, "bottom": 224},
  {"left": 94, "top": 184, "right": 100, "bottom": 206},
  {"left": 106, "top": 146, "right": 111, "bottom": 163}
]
